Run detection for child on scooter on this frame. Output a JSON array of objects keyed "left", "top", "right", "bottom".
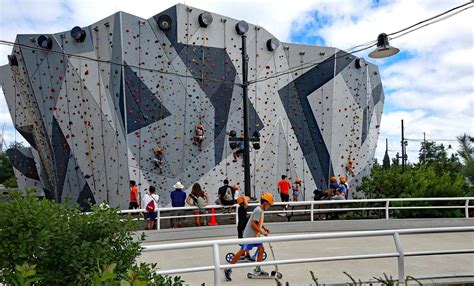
[{"left": 224, "top": 192, "right": 274, "bottom": 281}]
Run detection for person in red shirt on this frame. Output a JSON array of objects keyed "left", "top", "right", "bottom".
[
  {"left": 277, "top": 175, "right": 291, "bottom": 202},
  {"left": 129, "top": 180, "right": 139, "bottom": 209}
]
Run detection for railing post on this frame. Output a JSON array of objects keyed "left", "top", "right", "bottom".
[
  {"left": 393, "top": 232, "right": 405, "bottom": 283},
  {"left": 385, "top": 200, "right": 390, "bottom": 219},
  {"left": 213, "top": 243, "right": 221, "bottom": 286},
  {"left": 310, "top": 202, "right": 314, "bottom": 222},
  {"left": 156, "top": 209, "right": 161, "bottom": 230},
  {"left": 235, "top": 204, "right": 239, "bottom": 226},
  {"left": 465, "top": 199, "right": 470, "bottom": 218}
]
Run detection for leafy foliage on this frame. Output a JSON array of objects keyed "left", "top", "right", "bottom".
[
  {"left": 0, "top": 192, "right": 183, "bottom": 286},
  {"left": 456, "top": 133, "right": 474, "bottom": 184},
  {"left": 0, "top": 152, "right": 15, "bottom": 184},
  {"left": 358, "top": 140, "right": 469, "bottom": 218}
]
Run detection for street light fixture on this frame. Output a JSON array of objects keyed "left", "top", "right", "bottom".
[{"left": 368, "top": 33, "right": 400, "bottom": 58}]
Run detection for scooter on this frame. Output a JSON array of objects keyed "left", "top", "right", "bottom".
[
  {"left": 225, "top": 247, "right": 267, "bottom": 263},
  {"left": 247, "top": 242, "right": 283, "bottom": 279}
]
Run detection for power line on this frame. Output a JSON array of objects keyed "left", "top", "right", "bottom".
[
  {"left": 387, "top": 1, "right": 473, "bottom": 37},
  {"left": 390, "top": 5, "right": 474, "bottom": 41},
  {"left": 0, "top": 39, "right": 238, "bottom": 87}
]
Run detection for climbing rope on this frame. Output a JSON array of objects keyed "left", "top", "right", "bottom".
[{"left": 299, "top": 51, "right": 306, "bottom": 198}]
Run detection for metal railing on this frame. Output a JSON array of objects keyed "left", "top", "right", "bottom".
[
  {"left": 119, "top": 197, "right": 473, "bottom": 229},
  {"left": 142, "top": 226, "right": 474, "bottom": 285}
]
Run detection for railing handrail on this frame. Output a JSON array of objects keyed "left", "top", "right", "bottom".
[
  {"left": 120, "top": 197, "right": 474, "bottom": 213},
  {"left": 142, "top": 226, "right": 474, "bottom": 251},
  {"left": 117, "top": 197, "right": 473, "bottom": 229},
  {"left": 141, "top": 226, "right": 474, "bottom": 285}
]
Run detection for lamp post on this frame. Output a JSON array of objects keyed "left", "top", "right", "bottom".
[{"left": 236, "top": 20, "right": 252, "bottom": 198}]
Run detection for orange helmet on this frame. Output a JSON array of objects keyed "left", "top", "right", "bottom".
[
  {"left": 233, "top": 183, "right": 239, "bottom": 190},
  {"left": 260, "top": 192, "right": 274, "bottom": 206},
  {"left": 153, "top": 147, "right": 163, "bottom": 153},
  {"left": 197, "top": 123, "right": 204, "bottom": 130},
  {"left": 340, "top": 176, "right": 346, "bottom": 184},
  {"left": 236, "top": 195, "right": 250, "bottom": 205},
  {"left": 330, "top": 176, "right": 337, "bottom": 183},
  {"left": 295, "top": 178, "right": 301, "bottom": 183}
]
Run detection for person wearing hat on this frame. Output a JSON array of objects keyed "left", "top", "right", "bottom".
[
  {"left": 329, "top": 176, "right": 339, "bottom": 196},
  {"left": 236, "top": 195, "right": 253, "bottom": 260},
  {"left": 292, "top": 178, "right": 302, "bottom": 201},
  {"left": 170, "top": 181, "right": 186, "bottom": 228},
  {"left": 339, "top": 176, "right": 348, "bottom": 199},
  {"left": 224, "top": 193, "right": 274, "bottom": 281}
]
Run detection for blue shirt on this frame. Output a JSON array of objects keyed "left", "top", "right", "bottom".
[
  {"left": 339, "top": 184, "right": 347, "bottom": 195},
  {"left": 171, "top": 189, "right": 186, "bottom": 207},
  {"left": 238, "top": 141, "right": 244, "bottom": 150},
  {"left": 329, "top": 182, "right": 339, "bottom": 190}
]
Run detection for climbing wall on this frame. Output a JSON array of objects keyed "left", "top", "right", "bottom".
[{"left": 0, "top": 4, "right": 384, "bottom": 208}]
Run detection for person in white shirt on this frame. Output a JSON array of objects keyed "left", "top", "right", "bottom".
[{"left": 142, "top": 186, "right": 160, "bottom": 230}]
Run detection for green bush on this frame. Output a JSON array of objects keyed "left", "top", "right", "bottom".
[
  {"left": 0, "top": 192, "right": 183, "bottom": 285},
  {"left": 357, "top": 163, "right": 468, "bottom": 218},
  {"left": 3, "top": 176, "right": 17, "bottom": 188}
]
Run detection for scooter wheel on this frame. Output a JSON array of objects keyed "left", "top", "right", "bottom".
[
  {"left": 271, "top": 271, "right": 276, "bottom": 276},
  {"left": 247, "top": 272, "right": 253, "bottom": 279},
  {"left": 276, "top": 272, "right": 283, "bottom": 279},
  {"left": 225, "top": 253, "right": 234, "bottom": 263},
  {"left": 262, "top": 251, "right": 267, "bottom": 261}
]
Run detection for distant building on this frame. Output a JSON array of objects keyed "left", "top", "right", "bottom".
[{"left": 0, "top": 4, "right": 384, "bottom": 209}]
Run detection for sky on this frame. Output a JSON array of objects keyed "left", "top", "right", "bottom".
[{"left": 0, "top": 0, "right": 473, "bottom": 163}]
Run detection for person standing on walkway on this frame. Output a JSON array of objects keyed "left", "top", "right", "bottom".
[
  {"left": 218, "top": 179, "right": 235, "bottom": 212},
  {"left": 142, "top": 186, "right": 160, "bottom": 230},
  {"left": 292, "top": 178, "right": 302, "bottom": 201},
  {"left": 186, "top": 183, "right": 209, "bottom": 226},
  {"left": 170, "top": 182, "right": 186, "bottom": 228},
  {"left": 277, "top": 175, "right": 291, "bottom": 202},
  {"left": 129, "top": 180, "right": 139, "bottom": 210}
]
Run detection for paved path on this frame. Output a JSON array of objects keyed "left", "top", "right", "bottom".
[{"left": 138, "top": 231, "right": 474, "bottom": 285}]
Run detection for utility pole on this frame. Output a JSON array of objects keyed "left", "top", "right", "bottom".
[
  {"left": 401, "top": 119, "right": 405, "bottom": 171},
  {"left": 423, "top": 132, "right": 426, "bottom": 163},
  {"left": 396, "top": 119, "right": 407, "bottom": 171}
]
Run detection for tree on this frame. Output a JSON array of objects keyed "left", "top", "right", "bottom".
[
  {"left": 0, "top": 192, "right": 183, "bottom": 285},
  {"left": 418, "top": 141, "right": 461, "bottom": 176},
  {"left": 8, "top": 141, "right": 25, "bottom": 149},
  {"left": 358, "top": 140, "right": 468, "bottom": 218},
  {"left": 0, "top": 152, "right": 14, "bottom": 184},
  {"left": 457, "top": 133, "right": 474, "bottom": 184},
  {"left": 391, "top": 153, "right": 400, "bottom": 166}
]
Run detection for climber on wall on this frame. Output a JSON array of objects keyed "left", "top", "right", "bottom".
[
  {"left": 232, "top": 134, "right": 245, "bottom": 166},
  {"left": 152, "top": 146, "right": 164, "bottom": 174},
  {"left": 193, "top": 123, "right": 205, "bottom": 150},
  {"left": 346, "top": 158, "right": 355, "bottom": 177}
]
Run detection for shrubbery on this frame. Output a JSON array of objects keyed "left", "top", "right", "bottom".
[{"left": 0, "top": 192, "right": 183, "bottom": 285}]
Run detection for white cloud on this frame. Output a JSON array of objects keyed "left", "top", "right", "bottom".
[{"left": 292, "top": 0, "right": 474, "bottom": 162}]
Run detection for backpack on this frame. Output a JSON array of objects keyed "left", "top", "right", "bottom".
[
  {"left": 146, "top": 194, "right": 157, "bottom": 213},
  {"left": 146, "top": 199, "right": 155, "bottom": 213},
  {"left": 196, "top": 196, "right": 207, "bottom": 209},
  {"left": 223, "top": 187, "right": 233, "bottom": 202}
]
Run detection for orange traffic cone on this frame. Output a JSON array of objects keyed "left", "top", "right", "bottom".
[{"left": 208, "top": 208, "right": 218, "bottom": 226}]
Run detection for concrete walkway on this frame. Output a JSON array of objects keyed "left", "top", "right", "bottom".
[{"left": 138, "top": 230, "right": 474, "bottom": 285}]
